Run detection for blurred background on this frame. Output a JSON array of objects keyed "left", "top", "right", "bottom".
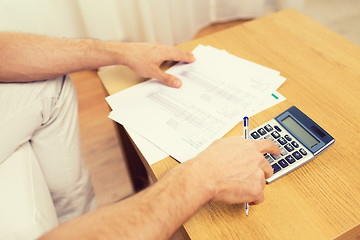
[{"left": 0, "top": 0, "right": 359, "bottom": 46}]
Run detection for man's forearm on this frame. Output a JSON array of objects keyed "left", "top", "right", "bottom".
[
  {"left": 39, "top": 137, "right": 279, "bottom": 239},
  {"left": 0, "top": 32, "right": 195, "bottom": 86},
  {"left": 0, "top": 32, "right": 123, "bottom": 82},
  {"left": 39, "top": 160, "right": 213, "bottom": 240}
]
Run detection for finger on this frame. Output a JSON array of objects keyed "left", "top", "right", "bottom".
[
  {"left": 156, "top": 71, "right": 182, "bottom": 88},
  {"left": 256, "top": 139, "right": 281, "bottom": 155},
  {"left": 262, "top": 162, "right": 273, "bottom": 179},
  {"left": 245, "top": 170, "right": 266, "bottom": 203},
  {"left": 166, "top": 48, "right": 196, "bottom": 63},
  {"left": 251, "top": 192, "right": 265, "bottom": 205}
]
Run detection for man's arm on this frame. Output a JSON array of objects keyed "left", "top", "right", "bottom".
[
  {"left": 0, "top": 32, "right": 194, "bottom": 87},
  {"left": 39, "top": 137, "right": 280, "bottom": 240}
]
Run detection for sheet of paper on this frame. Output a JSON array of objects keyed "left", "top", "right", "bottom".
[
  {"left": 120, "top": 90, "right": 285, "bottom": 166},
  {"left": 106, "top": 45, "right": 286, "bottom": 163},
  {"left": 124, "top": 127, "right": 168, "bottom": 165}
]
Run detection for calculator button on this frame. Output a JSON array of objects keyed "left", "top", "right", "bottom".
[
  {"left": 274, "top": 125, "right": 282, "bottom": 132},
  {"left": 277, "top": 137, "right": 287, "bottom": 145},
  {"left": 299, "top": 148, "right": 308, "bottom": 156},
  {"left": 271, "top": 163, "right": 282, "bottom": 174},
  {"left": 264, "top": 124, "right": 273, "bottom": 132},
  {"left": 280, "top": 148, "right": 288, "bottom": 156},
  {"left": 271, "top": 131, "right": 281, "bottom": 139},
  {"left": 265, "top": 154, "right": 274, "bottom": 164},
  {"left": 284, "top": 135, "right": 292, "bottom": 141},
  {"left": 292, "top": 151, "right": 303, "bottom": 160},
  {"left": 264, "top": 135, "right": 273, "bottom": 141},
  {"left": 284, "top": 143, "right": 295, "bottom": 152},
  {"left": 285, "top": 155, "right": 296, "bottom": 164},
  {"left": 278, "top": 159, "right": 289, "bottom": 168},
  {"left": 250, "top": 131, "right": 260, "bottom": 139},
  {"left": 271, "top": 154, "right": 282, "bottom": 160},
  {"left": 257, "top": 128, "right": 267, "bottom": 136},
  {"left": 291, "top": 141, "right": 299, "bottom": 148}
]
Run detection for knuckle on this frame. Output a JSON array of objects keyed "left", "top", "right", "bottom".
[
  {"left": 247, "top": 171, "right": 266, "bottom": 200},
  {"left": 254, "top": 169, "right": 265, "bottom": 180},
  {"left": 252, "top": 152, "right": 264, "bottom": 162},
  {"left": 250, "top": 182, "right": 264, "bottom": 198},
  {"left": 261, "top": 139, "right": 274, "bottom": 148}
]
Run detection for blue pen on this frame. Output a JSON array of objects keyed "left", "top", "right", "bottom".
[{"left": 243, "top": 116, "right": 250, "bottom": 216}]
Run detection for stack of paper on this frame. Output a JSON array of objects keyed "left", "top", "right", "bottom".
[{"left": 106, "top": 45, "right": 286, "bottom": 164}]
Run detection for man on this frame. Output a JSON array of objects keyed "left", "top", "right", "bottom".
[{"left": 0, "top": 32, "right": 280, "bottom": 239}]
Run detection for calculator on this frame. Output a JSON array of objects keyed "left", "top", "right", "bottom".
[{"left": 249, "top": 106, "right": 335, "bottom": 183}]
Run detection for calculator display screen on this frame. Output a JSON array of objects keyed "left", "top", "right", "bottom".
[{"left": 281, "top": 116, "right": 319, "bottom": 148}]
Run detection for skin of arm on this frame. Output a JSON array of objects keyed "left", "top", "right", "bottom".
[
  {"left": 0, "top": 32, "right": 195, "bottom": 87},
  {"left": 39, "top": 137, "right": 280, "bottom": 240}
]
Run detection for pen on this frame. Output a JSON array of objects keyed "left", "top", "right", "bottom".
[{"left": 243, "top": 116, "right": 250, "bottom": 216}]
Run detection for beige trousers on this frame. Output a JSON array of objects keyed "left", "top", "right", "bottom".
[{"left": 0, "top": 75, "right": 96, "bottom": 224}]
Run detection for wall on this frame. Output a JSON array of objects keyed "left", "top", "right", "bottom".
[
  {"left": 0, "top": 0, "right": 304, "bottom": 44},
  {"left": 0, "top": 0, "right": 86, "bottom": 38}
]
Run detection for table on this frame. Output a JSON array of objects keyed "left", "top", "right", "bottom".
[{"left": 99, "top": 9, "right": 360, "bottom": 240}]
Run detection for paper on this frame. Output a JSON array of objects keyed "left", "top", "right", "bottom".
[
  {"left": 106, "top": 45, "right": 286, "bottom": 163},
  {"left": 125, "top": 127, "right": 168, "bottom": 165},
  {"left": 114, "top": 90, "right": 285, "bottom": 166}
]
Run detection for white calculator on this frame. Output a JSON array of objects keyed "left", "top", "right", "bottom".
[{"left": 249, "top": 106, "right": 335, "bottom": 183}]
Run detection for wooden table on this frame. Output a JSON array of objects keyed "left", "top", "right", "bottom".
[{"left": 99, "top": 9, "right": 360, "bottom": 240}]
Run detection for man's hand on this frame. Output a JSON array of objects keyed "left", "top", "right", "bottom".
[
  {"left": 39, "top": 136, "right": 280, "bottom": 240},
  {"left": 192, "top": 136, "right": 281, "bottom": 205},
  {"left": 117, "top": 42, "right": 195, "bottom": 88}
]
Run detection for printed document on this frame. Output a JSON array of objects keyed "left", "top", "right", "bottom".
[{"left": 106, "top": 45, "right": 286, "bottom": 163}]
